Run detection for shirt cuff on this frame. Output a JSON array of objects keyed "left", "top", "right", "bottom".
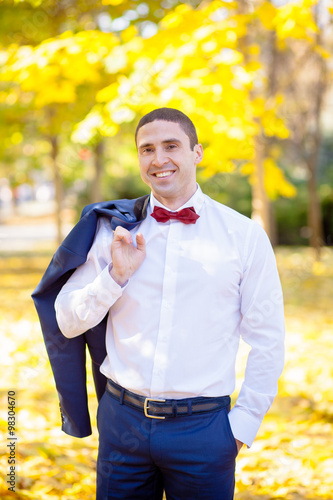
[
  {"left": 228, "top": 406, "right": 262, "bottom": 448},
  {"left": 88, "top": 264, "right": 127, "bottom": 306},
  {"left": 108, "top": 263, "right": 129, "bottom": 288}
]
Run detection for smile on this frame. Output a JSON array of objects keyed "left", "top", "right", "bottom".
[{"left": 154, "top": 171, "right": 174, "bottom": 178}]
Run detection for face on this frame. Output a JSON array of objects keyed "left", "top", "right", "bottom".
[{"left": 137, "top": 120, "right": 203, "bottom": 210}]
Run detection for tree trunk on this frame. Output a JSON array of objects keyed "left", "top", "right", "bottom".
[
  {"left": 304, "top": 14, "right": 326, "bottom": 260},
  {"left": 307, "top": 169, "right": 324, "bottom": 259},
  {"left": 306, "top": 128, "right": 324, "bottom": 259},
  {"left": 91, "top": 140, "right": 104, "bottom": 204},
  {"left": 237, "top": 0, "right": 274, "bottom": 242},
  {"left": 251, "top": 134, "right": 272, "bottom": 239},
  {"left": 50, "top": 135, "right": 63, "bottom": 247}
]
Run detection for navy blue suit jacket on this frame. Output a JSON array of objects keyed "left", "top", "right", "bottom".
[{"left": 32, "top": 195, "right": 149, "bottom": 437}]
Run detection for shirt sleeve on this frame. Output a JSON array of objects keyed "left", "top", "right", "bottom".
[
  {"left": 55, "top": 218, "right": 125, "bottom": 338},
  {"left": 228, "top": 222, "right": 285, "bottom": 448}
]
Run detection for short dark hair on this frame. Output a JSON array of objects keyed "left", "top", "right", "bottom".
[{"left": 135, "top": 108, "right": 198, "bottom": 150}]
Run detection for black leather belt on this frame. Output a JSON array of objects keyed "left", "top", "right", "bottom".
[{"left": 106, "top": 379, "right": 230, "bottom": 419}]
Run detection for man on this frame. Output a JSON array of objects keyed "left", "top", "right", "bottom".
[{"left": 54, "top": 107, "right": 285, "bottom": 499}]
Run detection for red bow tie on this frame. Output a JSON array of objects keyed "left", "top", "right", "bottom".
[{"left": 151, "top": 206, "right": 200, "bottom": 224}]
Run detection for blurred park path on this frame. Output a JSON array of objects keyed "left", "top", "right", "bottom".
[
  {"left": 0, "top": 202, "right": 74, "bottom": 252},
  {"left": 1, "top": 220, "right": 60, "bottom": 252}
]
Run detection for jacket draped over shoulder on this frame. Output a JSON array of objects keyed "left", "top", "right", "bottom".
[{"left": 32, "top": 196, "right": 149, "bottom": 437}]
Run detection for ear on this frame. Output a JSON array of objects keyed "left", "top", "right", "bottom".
[{"left": 193, "top": 144, "right": 203, "bottom": 165}]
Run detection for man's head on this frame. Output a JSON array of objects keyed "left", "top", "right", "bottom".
[
  {"left": 136, "top": 108, "right": 203, "bottom": 210},
  {"left": 135, "top": 108, "right": 198, "bottom": 150}
]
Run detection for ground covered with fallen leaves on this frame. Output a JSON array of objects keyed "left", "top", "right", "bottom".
[{"left": 0, "top": 246, "right": 332, "bottom": 499}]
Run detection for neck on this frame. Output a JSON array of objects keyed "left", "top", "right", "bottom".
[{"left": 153, "top": 186, "right": 197, "bottom": 211}]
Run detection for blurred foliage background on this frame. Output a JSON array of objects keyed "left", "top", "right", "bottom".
[
  {"left": 0, "top": 0, "right": 333, "bottom": 499},
  {"left": 0, "top": 0, "right": 332, "bottom": 252}
]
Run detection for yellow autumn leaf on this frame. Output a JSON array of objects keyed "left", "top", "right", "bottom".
[
  {"left": 264, "top": 158, "right": 296, "bottom": 199},
  {"left": 248, "top": 44, "right": 261, "bottom": 56},
  {"left": 35, "top": 80, "right": 77, "bottom": 107},
  {"left": 100, "top": 122, "right": 119, "bottom": 137},
  {"left": 314, "top": 45, "right": 331, "bottom": 59},
  {"left": 160, "top": 5, "right": 191, "bottom": 30},
  {"left": 213, "top": 48, "right": 243, "bottom": 65},
  {"left": 275, "top": 2, "right": 318, "bottom": 40},
  {"left": 312, "top": 260, "right": 325, "bottom": 275},
  {"left": 121, "top": 25, "right": 138, "bottom": 43},
  {"left": 71, "top": 110, "right": 103, "bottom": 143},
  {"left": 256, "top": 1, "right": 277, "bottom": 30},
  {"left": 102, "top": 0, "right": 124, "bottom": 5},
  {"left": 241, "top": 162, "right": 255, "bottom": 175},
  {"left": 96, "top": 82, "right": 119, "bottom": 103},
  {"left": 252, "top": 97, "right": 265, "bottom": 115}
]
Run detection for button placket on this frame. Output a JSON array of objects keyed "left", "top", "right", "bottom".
[{"left": 150, "top": 221, "right": 182, "bottom": 396}]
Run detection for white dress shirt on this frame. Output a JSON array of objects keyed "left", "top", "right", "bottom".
[{"left": 55, "top": 185, "right": 285, "bottom": 447}]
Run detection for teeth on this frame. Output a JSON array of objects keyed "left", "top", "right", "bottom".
[{"left": 155, "top": 171, "right": 173, "bottom": 178}]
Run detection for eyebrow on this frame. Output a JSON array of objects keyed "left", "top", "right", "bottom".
[{"left": 138, "top": 138, "right": 182, "bottom": 149}]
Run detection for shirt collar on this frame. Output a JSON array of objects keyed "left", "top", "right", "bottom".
[{"left": 149, "top": 184, "right": 205, "bottom": 214}]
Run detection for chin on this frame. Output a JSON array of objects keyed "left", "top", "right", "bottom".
[{"left": 153, "top": 186, "right": 175, "bottom": 197}]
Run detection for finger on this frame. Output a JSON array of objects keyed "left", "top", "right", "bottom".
[
  {"left": 136, "top": 232, "right": 146, "bottom": 252},
  {"left": 113, "top": 227, "right": 132, "bottom": 244}
]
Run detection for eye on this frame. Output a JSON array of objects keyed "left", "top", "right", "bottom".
[
  {"left": 166, "top": 144, "right": 177, "bottom": 150},
  {"left": 142, "top": 147, "right": 153, "bottom": 154}
]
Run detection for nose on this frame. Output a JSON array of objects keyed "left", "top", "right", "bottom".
[{"left": 152, "top": 147, "right": 169, "bottom": 167}]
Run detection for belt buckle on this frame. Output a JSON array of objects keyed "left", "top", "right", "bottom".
[{"left": 144, "top": 398, "right": 166, "bottom": 419}]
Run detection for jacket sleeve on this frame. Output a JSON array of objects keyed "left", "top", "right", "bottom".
[{"left": 32, "top": 210, "right": 108, "bottom": 437}]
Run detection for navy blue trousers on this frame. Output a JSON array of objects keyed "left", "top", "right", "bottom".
[{"left": 96, "top": 390, "right": 237, "bottom": 500}]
